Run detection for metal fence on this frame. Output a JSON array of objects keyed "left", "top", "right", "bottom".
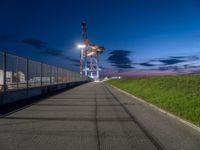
[{"left": 0, "top": 51, "right": 90, "bottom": 92}]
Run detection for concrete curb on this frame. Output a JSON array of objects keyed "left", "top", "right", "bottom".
[{"left": 107, "top": 83, "right": 200, "bottom": 133}]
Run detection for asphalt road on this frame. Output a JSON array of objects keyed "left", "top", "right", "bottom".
[{"left": 0, "top": 82, "right": 199, "bottom": 150}]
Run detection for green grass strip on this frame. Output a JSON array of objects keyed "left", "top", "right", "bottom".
[{"left": 106, "top": 74, "right": 200, "bottom": 126}]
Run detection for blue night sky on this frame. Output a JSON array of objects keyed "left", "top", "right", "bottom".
[{"left": 1, "top": 0, "right": 200, "bottom": 75}]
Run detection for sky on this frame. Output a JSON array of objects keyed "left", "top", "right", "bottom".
[{"left": 0, "top": 0, "right": 200, "bottom": 76}]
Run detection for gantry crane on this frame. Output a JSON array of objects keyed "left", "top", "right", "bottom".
[{"left": 80, "top": 21, "right": 105, "bottom": 80}]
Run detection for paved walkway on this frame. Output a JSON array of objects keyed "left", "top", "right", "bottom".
[{"left": 0, "top": 82, "right": 199, "bottom": 150}]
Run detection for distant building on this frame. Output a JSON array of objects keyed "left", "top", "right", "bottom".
[
  {"left": 0, "top": 69, "right": 59, "bottom": 90},
  {"left": 111, "top": 76, "right": 121, "bottom": 79},
  {"left": 0, "top": 70, "right": 13, "bottom": 90},
  {"left": 6, "top": 71, "right": 13, "bottom": 83},
  {"left": 0, "top": 69, "right": 26, "bottom": 85},
  {"left": 0, "top": 70, "right": 3, "bottom": 90},
  {"left": 0, "top": 70, "right": 13, "bottom": 84},
  {"left": 29, "top": 77, "right": 55, "bottom": 83},
  {"left": 16, "top": 71, "right": 26, "bottom": 82}
]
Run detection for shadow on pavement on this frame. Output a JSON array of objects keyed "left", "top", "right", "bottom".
[{"left": 0, "top": 84, "right": 84, "bottom": 117}]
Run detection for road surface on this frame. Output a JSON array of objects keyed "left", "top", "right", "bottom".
[{"left": 0, "top": 82, "right": 199, "bottom": 150}]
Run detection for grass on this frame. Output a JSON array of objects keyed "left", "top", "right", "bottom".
[{"left": 106, "top": 74, "right": 200, "bottom": 126}]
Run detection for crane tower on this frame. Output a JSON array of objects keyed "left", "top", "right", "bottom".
[{"left": 80, "top": 21, "right": 105, "bottom": 80}]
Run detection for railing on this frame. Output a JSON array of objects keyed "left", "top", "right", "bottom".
[{"left": 0, "top": 51, "right": 90, "bottom": 92}]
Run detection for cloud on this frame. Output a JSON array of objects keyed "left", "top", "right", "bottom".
[
  {"left": 158, "top": 66, "right": 179, "bottom": 71},
  {"left": 170, "top": 56, "right": 199, "bottom": 61},
  {"left": 42, "top": 49, "right": 64, "bottom": 57},
  {"left": 107, "top": 50, "right": 133, "bottom": 69},
  {"left": 42, "top": 48, "right": 80, "bottom": 65},
  {"left": 63, "top": 56, "right": 80, "bottom": 63},
  {"left": 159, "top": 58, "right": 185, "bottom": 65},
  {"left": 22, "top": 39, "right": 47, "bottom": 49},
  {"left": 99, "top": 66, "right": 105, "bottom": 69},
  {"left": 139, "top": 62, "right": 156, "bottom": 67},
  {"left": 111, "top": 64, "right": 134, "bottom": 69},
  {"left": 0, "top": 35, "right": 12, "bottom": 42},
  {"left": 134, "top": 55, "right": 200, "bottom": 73},
  {"left": 0, "top": 36, "right": 48, "bottom": 50},
  {"left": 158, "top": 56, "right": 200, "bottom": 65},
  {"left": 0, "top": 35, "right": 18, "bottom": 43},
  {"left": 72, "top": 64, "right": 80, "bottom": 67}
]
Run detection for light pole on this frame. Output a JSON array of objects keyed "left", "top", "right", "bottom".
[{"left": 77, "top": 44, "right": 86, "bottom": 75}]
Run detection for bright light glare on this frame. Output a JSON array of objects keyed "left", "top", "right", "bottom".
[{"left": 77, "top": 44, "right": 86, "bottom": 49}]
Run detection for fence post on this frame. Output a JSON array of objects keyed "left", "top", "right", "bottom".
[
  {"left": 50, "top": 65, "right": 52, "bottom": 85},
  {"left": 26, "top": 58, "right": 29, "bottom": 89},
  {"left": 57, "top": 67, "right": 58, "bottom": 84},
  {"left": 16, "top": 56, "right": 19, "bottom": 89},
  {"left": 41, "top": 63, "right": 43, "bottom": 87},
  {"left": 3, "top": 52, "right": 6, "bottom": 92},
  {"left": 61, "top": 69, "right": 64, "bottom": 84}
]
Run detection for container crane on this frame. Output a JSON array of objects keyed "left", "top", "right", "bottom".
[{"left": 80, "top": 21, "right": 105, "bottom": 80}]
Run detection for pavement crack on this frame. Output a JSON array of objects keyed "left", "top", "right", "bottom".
[
  {"left": 102, "top": 83, "right": 165, "bottom": 150},
  {"left": 94, "top": 83, "right": 101, "bottom": 150}
]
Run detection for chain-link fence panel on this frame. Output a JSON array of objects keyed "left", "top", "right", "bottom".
[
  {"left": 42, "top": 64, "right": 51, "bottom": 86},
  {"left": 28, "top": 60, "right": 41, "bottom": 88},
  {"left": 57, "top": 68, "right": 63, "bottom": 83},
  {"left": 0, "top": 52, "right": 90, "bottom": 92},
  {"left": 0, "top": 52, "right": 3, "bottom": 91},
  {"left": 51, "top": 66, "right": 58, "bottom": 84},
  {"left": 16, "top": 56, "right": 27, "bottom": 89}
]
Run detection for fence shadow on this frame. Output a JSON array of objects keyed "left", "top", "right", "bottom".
[{"left": 0, "top": 83, "right": 85, "bottom": 117}]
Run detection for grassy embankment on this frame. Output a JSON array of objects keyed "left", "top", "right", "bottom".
[{"left": 106, "top": 75, "right": 200, "bottom": 126}]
